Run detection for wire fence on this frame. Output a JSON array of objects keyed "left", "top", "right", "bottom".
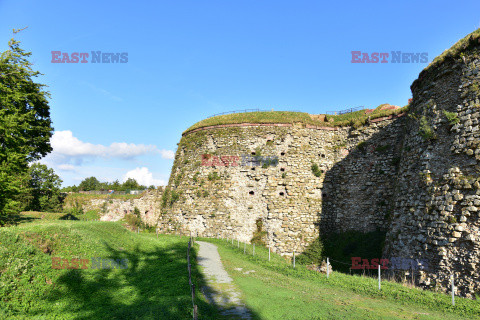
[
  {"left": 206, "top": 108, "right": 303, "bottom": 119},
  {"left": 206, "top": 109, "right": 268, "bottom": 118},
  {"left": 326, "top": 106, "right": 365, "bottom": 115},
  {"left": 220, "top": 236, "right": 462, "bottom": 305},
  {"left": 187, "top": 238, "right": 198, "bottom": 320}
]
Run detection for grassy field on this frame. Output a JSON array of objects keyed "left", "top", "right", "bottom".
[
  {"left": 203, "top": 238, "right": 480, "bottom": 320},
  {"left": 184, "top": 106, "right": 407, "bottom": 134},
  {"left": 0, "top": 220, "right": 221, "bottom": 319}
]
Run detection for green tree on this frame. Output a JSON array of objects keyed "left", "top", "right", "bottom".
[
  {"left": 78, "top": 176, "right": 100, "bottom": 191},
  {"left": 122, "top": 178, "right": 140, "bottom": 190},
  {"left": 27, "top": 163, "right": 64, "bottom": 212},
  {"left": 0, "top": 32, "right": 53, "bottom": 224}
]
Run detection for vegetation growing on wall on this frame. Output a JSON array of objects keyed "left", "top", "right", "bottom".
[
  {"left": 311, "top": 163, "right": 322, "bottom": 177},
  {"left": 183, "top": 105, "right": 409, "bottom": 134},
  {"left": 251, "top": 219, "right": 267, "bottom": 245},
  {"left": 443, "top": 110, "right": 459, "bottom": 125}
]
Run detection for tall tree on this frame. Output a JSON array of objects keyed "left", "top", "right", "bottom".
[
  {"left": 78, "top": 176, "right": 100, "bottom": 191},
  {"left": 0, "top": 30, "right": 53, "bottom": 224},
  {"left": 27, "top": 163, "right": 63, "bottom": 212}
]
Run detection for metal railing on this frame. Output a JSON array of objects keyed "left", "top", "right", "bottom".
[{"left": 326, "top": 106, "right": 365, "bottom": 115}]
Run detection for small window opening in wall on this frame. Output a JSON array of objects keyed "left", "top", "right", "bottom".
[
  {"left": 321, "top": 169, "right": 324, "bottom": 173},
  {"left": 249, "top": 191, "right": 255, "bottom": 195},
  {"left": 251, "top": 167, "right": 256, "bottom": 171},
  {"left": 251, "top": 151, "right": 256, "bottom": 155},
  {"left": 320, "top": 154, "right": 326, "bottom": 158},
  {"left": 322, "top": 193, "right": 327, "bottom": 198},
  {"left": 280, "top": 152, "right": 285, "bottom": 156},
  {"left": 279, "top": 192, "right": 285, "bottom": 196},
  {"left": 280, "top": 168, "right": 285, "bottom": 172}
]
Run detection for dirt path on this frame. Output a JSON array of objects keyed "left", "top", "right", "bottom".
[{"left": 196, "top": 241, "right": 251, "bottom": 319}]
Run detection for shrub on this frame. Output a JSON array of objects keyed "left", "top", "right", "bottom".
[
  {"left": 311, "top": 163, "right": 322, "bottom": 177},
  {"left": 251, "top": 219, "right": 267, "bottom": 246},
  {"left": 419, "top": 116, "right": 436, "bottom": 140},
  {"left": 124, "top": 213, "right": 142, "bottom": 228},
  {"left": 296, "top": 237, "right": 324, "bottom": 265},
  {"left": 169, "top": 190, "right": 181, "bottom": 206},
  {"left": 133, "top": 206, "right": 141, "bottom": 216}
]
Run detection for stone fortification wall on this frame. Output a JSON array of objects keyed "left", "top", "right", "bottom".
[{"left": 157, "top": 115, "right": 405, "bottom": 256}]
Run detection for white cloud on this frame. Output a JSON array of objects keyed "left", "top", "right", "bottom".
[
  {"left": 58, "top": 164, "right": 76, "bottom": 171},
  {"left": 124, "top": 167, "right": 166, "bottom": 186},
  {"left": 51, "top": 131, "right": 160, "bottom": 158},
  {"left": 160, "top": 149, "right": 175, "bottom": 159}
]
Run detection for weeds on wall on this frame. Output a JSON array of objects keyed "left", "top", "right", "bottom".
[
  {"left": 207, "top": 171, "right": 221, "bottom": 181},
  {"left": 443, "top": 110, "right": 459, "bottom": 125},
  {"left": 311, "top": 163, "right": 322, "bottom": 177},
  {"left": 418, "top": 116, "right": 436, "bottom": 140},
  {"left": 251, "top": 219, "right": 267, "bottom": 245}
]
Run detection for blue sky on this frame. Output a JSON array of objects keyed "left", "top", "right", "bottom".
[{"left": 1, "top": 0, "right": 479, "bottom": 187}]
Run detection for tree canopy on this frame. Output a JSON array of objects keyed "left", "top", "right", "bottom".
[{"left": 0, "top": 33, "right": 54, "bottom": 223}]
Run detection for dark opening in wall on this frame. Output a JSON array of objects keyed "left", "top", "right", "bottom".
[
  {"left": 251, "top": 167, "right": 256, "bottom": 171},
  {"left": 279, "top": 192, "right": 285, "bottom": 196},
  {"left": 280, "top": 152, "right": 285, "bottom": 156},
  {"left": 322, "top": 192, "right": 327, "bottom": 198},
  {"left": 249, "top": 191, "right": 255, "bottom": 195},
  {"left": 251, "top": 151, "right": 256, "bottom": 155},
  {"left": 280, "top": 168, "right": 285, "bottom": 172},
  {"left": 320, "top": 154, "right": 326, "bottom": 158}
]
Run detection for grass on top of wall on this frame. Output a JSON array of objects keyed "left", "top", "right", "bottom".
[{"left": 184, "top": 105, "right": 408, "bottom": 134}]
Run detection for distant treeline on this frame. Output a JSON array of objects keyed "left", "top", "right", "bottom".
[{"left": 61, "top": 176, "right": 156, "bottom": 193}]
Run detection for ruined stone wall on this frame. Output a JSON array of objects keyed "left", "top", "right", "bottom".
[
  {"left": 77, "top": 190, "right": 163, "bottom": 226},
  {"left": 157, "top": 29, "right": 480, "bottom": 297},
  {"left": 157, "top": 116, "right": 405, "bottom": 256},
  {"left": 384, "top": 44, "right": 480, "bottom": 298}
]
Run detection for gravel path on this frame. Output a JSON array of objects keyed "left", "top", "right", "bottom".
[{"left": 196, "top": 241, "right": 251, "bottom": 319}]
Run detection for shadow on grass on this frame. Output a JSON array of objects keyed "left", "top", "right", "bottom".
[{"left": 43, "top": 237, "right": 258, "bottom": 319}]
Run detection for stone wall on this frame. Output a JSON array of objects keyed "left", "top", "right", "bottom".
[
  {"left": 77, "top": 190, "right": 163, "bottom": 226},
  {"left": 157, "top": 115, "right": 405, "bottom": 256},
  {"left": 384, "top": 44, "right": 480, "bottom": 298},
  {"left": 158, "top": 30, "right": 480, "bottom": 296}
]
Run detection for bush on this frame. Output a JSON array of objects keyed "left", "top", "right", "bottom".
[
  {"left": 251, "top": 219, "right": 267, "bottom": 246},
  {"left": 296, "top": 238, "right": 324, "bottom": 265},
  {"left": 311, "top": 163, "right": 322, "bottom": 177},
  {"left": 419, "top": 116, "right": 436, "bottom": 140},
  {"left": 124, "top": 213, "right": 142, "bottom": 228}
]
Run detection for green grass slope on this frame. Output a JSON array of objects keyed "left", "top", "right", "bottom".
[
  {"left": 204, "top": 238, "right": 480, "bottom": 320},
  {"left": 0, "top": 221, "right": 219, "bottom": 319}
]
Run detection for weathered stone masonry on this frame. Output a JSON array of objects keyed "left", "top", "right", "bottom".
[
  {"left": 158, "top": 115, "right": 407, "bottom": 256},
  {"left": 156, "top": 31, "right": 480, "bottom": 297}
]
